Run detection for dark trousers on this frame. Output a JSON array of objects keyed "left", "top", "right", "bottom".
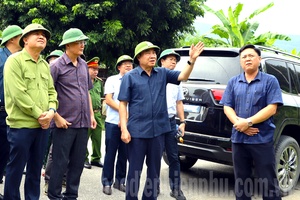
[
  {"left": 47, "top": 128, "right": 88, "bottom": 200},
  {"left": 4, "top": 127, "right": 49, "bottom": 200},
  {"left": 165, "top": 117, "right": 181, "bottom": 190},
  {"left": 0, "top": 112, "right": 8, "bottom": 182},
  {"left": 101, "top": 122, "right": 127, "bottom": 186},
  {"left": 86, "top": 112, "right": 102, "bottom": 163},
  {"left": 126, "top": 135, "right": 165, "bottom": 200},
  {"left": 232, "top": 142, "right": 282, "bottom": 200},
  {"left": 44, "top": 144, "right": 67, "bottom": 184}
]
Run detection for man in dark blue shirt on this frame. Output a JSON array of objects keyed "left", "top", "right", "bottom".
[
  {"left": 0, "top": 25, "right": 22, "bottom": 191},
  {"left": 118, "top": 41, "right": 204, "bottom": 200},
  {"left": 220, "top": 44, "right": 283, "bottom": 200}
]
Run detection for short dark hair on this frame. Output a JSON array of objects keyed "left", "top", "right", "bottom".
[{"left": 239, "top": 44, "right": 261, "bottom": 56}]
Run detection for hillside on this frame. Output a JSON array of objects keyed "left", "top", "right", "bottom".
[{"left": 274, "top": 35, "right": 300, "bottom": 52}]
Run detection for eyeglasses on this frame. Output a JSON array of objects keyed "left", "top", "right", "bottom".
[{"left": 74, "top": 40, "right": 87, "bottom": 45}]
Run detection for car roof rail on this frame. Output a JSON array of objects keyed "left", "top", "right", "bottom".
[{"left": 256, "top": 45, "right": 300, "bottom": 61}]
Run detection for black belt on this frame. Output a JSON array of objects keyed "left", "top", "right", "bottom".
[
  {"left": 0, "top": 106, "right": 5, "bottom": 112},
  {"left": 169, "top": 115, "right": 175, "bottom": 121}
]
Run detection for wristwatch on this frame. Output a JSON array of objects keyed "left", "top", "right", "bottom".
[
  {"left": 187, "top": 60, "right": 194, "bottom": 65},
  {"left": 247, "top": 118, "right": 253, "bottom": 127},
  {"left": 180, "top": 120, "right": 187, "bottom": 125},
  {"left": 49, "top": 108, "right": 57, "bottom": 113}
]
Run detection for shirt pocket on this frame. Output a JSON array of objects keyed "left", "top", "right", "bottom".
[
  {"left": 40, "top": 73, "right": 49, "bottom": 90},
  {"left": 24, "top": 72, "right": 36, "bottom": 90},
  {"left": 252, "top": 84, "right": 267, "bottom": 106}
]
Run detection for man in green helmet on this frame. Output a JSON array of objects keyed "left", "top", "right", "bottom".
[
  {"left": 0, "top": 25, "right": 23, "bottom": 193},
  {"left": 157, "top": 49, "right": 186, "bottom": 200},
  {"left": 46, "top": 49, "right": 64, "bottom": 64},
  {"left": 118, "top": 41, "right": 204, "bottom": 200},
  {"left": 47, "top": 28, "right": 96, "bottom": 199},
  {"left": 101, "top": 55, "right": 133, "bottom": 195},
  {"left": 3, "top": 23, "right": 58, "bottom": 199}
]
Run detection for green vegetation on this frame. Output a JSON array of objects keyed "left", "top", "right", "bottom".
[
  {"left": 0, "top": 0, "right": 205, "bottom": 73},
  {"left": 179, "top": 2, "right": 291, "bottom": 49}
]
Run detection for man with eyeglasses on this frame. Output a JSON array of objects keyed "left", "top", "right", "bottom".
[
  {"left": 101, "top": 55, "right": 133, "bottom": 195},
  {"left": 47, "top": 28, "right": 97, "bottom": 199},
  {"left": 3, "top": 23, "right": 58, "bottom": 199},
  {"left": 220, "top": 44, "right": 283, "bottom": 200}
]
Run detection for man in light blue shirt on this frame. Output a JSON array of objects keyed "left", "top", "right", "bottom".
[
  {"left": 157, "top": 49, "right": 187, "bottom": 200},
  {"left": 101, "top": 55, "right": 133, "bottom": 195}
]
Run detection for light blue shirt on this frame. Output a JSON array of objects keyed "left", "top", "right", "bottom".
[
  {"left": 104, "top": 74, "right": 122, "bottom": 125},
  {"left": 166, "top": 83, "right": 184, "bottom": 117}
]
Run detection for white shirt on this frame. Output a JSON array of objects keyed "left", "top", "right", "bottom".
[
  {"left": 104, "top": 74, "right": 122, "bottom": 124},
  {"left": 166, "top": 83, "right": 184, "bottom": 117}
]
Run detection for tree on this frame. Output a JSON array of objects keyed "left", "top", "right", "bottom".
[
  {"left": 0, "top": 0, "right": 205, "bottom": 74},
  {"left": 179, "top": 2, "right": 290, "bottom": 48}
]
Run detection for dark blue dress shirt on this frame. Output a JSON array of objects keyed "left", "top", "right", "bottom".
[
  {"left": 220, "top": 71, "right": 283, "bottom": 144},
  {"left": 118, "top": 66, "right": 180, "bottom": 138},
  {"left": 0, "top": 47, "right": 11, "bottom": 107}
]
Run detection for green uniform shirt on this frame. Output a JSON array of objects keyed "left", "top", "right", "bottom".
[
  {"left": 90, "top": 77, "right": 103, "bottom": 110},
  {"left": 4, "top": 49, "right": 58, "bottom": 128}
]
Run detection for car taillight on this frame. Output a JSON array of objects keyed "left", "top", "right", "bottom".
[{"left": 211, "top": 89, "right": 225, "bottom": 102}]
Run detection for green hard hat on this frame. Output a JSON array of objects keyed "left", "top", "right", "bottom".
[
  {"left": 133, "top": 41, "right": 160, "bottom": 64},
  {"left": 19, "top": 23, "right": 51, "bottom": 48},
  {"left": 115, "top": 55, "right": 133, "bottom": 71},
  {"left": 45, "top": 49, "right": 64, "bottom": 62},
  {"left": 157, "top": 49, "right": 181, "bottom": 67},
  {"left": 59, "top": 28, "right": 89, "bottom": 46},
  {"left": 1, "top": 25, "right": 23, "bottom": 46}
]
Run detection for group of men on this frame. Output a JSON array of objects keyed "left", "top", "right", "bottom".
[
  {"left": 0, "top": 24, "right": 100, "bottom": 200},
  {"left": 0, "top": 22, "right": 283, "bottom": 200}
]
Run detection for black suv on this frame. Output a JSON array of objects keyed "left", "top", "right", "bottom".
[{"left": 163, "top": 46, "right": 300, "bottom": 196}]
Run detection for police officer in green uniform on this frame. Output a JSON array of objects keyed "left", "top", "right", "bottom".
[{"left": 84, "top": 57, "right": 104, "bottom": 169}]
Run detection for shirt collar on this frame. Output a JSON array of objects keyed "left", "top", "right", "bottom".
[
  {"left": 117, "top": 73, "right": 123, "bottom": 80},
  {"left": 238, "top": 71, "right": 262, "bottom": 83},
  {"left": 3, "top": 47, "right": 11, "bottom": 56},
  {"left": 21, "top": 48, "right": 44, "bottom": 63},
  {"left": 136, "top": 65, "right": 158, "bottom": 76},
  {"left": 61, "top": 53, "right": 84, "bottom": 67}
]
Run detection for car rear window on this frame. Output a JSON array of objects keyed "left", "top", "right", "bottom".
[{"left": 174, "top": 50, "right": 242, "bottom": 84}]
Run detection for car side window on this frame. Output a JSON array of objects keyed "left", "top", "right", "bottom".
[
  {"left": 265, "top": 60, "right": 290, "bottom": 93},
  {"left": 287, "top": 63, "right": 300, "bottom": 94},
  {"left": 293, "top": 64, "right": 300, "bottom": 94}
]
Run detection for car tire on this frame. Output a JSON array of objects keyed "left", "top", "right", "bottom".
[
  {"left": 162, "top": 151, "right": 198, "bottom": 171},
  {"left": 275, "top": 135, "right": 300, "bottom": 196}
]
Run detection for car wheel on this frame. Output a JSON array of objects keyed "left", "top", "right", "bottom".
[
  {"left": 162, "top": 151, "right": 198, "bottom": 171},
  {"left": 162, "top": 151, "right": 170, "bottom": 165},
  {"left": 179, "top": 155, "right": 198, "bottom": 171},
  {"left": 275, "top": 135, "right": 300, "bottom": 196}
]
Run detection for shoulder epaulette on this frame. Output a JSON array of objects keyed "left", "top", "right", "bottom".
[{"left": 95, "top": 76, "right": 103, "bottom": 81}]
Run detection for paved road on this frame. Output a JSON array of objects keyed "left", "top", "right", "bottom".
[{"left": 1, "top": 132, "right": 300, "bottom": 199}]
